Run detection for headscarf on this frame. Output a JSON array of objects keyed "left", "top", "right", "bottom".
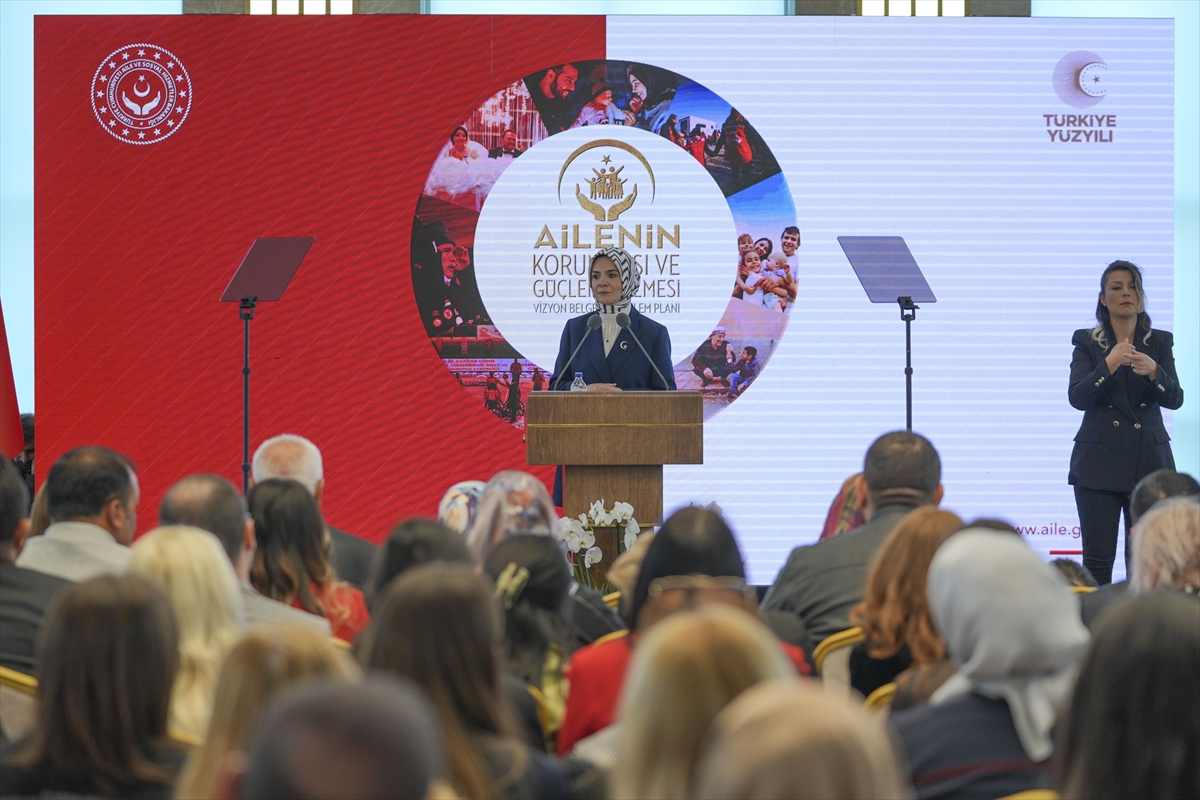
[
  {"left": 927, "top": 529, "right": 1089, "bottom": 762},
  {"left": 464, "top": 470, "right": 558, "bottom": 562},
  {"left": 591, "top": 247, "right": 640, "bottom": 315},
  {"left": 436, "top": 480, "right": 486, "bottom": 535},
  {"left": 694, "top": 678, "right": 908, "bottom": 800}
]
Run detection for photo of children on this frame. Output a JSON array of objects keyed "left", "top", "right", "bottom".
[
  {"left": 674, "top": 299, "right": 783, "bottom": 416},
  {"left": 729, "top": 173, "right": 799, "bottom": 314},
  {"left": 524, "top": 61, "right": 681, "bottom": 134}
]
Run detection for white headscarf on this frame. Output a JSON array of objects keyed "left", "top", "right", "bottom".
[
  {"left": 927, "top": 529, "right": 1089, "bottom": 762},
  {"left": 591, "top": 247, "right": 640, "bottom": 316}
]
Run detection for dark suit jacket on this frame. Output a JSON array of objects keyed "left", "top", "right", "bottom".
[
  {"left": 1068, "top": 328, "right": 1182, "bottom": 493},
  {"left": 327, "top": 526, "right": 378, "bottom": 591},
  {"left": 551, "top": 308, "right": 676, "bottom": 391},
  {"left": 0, "top": 561, "right": 73, "bottom": 674},
  {"left": 760, "top": 503, "right": 916, "bottom": 651}
]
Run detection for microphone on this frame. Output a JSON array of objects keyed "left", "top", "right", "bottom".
[
  {"left": 616, "top": 312, "right": 671, "bottom": 391},
  {"left": 552, "top": 314, "right": 602, "bottom": 390}
]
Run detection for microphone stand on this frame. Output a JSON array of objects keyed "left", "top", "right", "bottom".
[
  {"left": 239, "top": 295, "right": 257, "bottom": 495},
  {"left": 898, "top": 296, "right": 917, "bottom": 432},
  {"left": 552, "top": 315, "right": 602, "bottom": 390},
  {"left": 617, "top": 313, "right": 671, "bottom": 391}
]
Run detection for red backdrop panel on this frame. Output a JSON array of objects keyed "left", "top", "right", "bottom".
[{"left": 35, "top": 15, "right": 605, "bottom": 541}]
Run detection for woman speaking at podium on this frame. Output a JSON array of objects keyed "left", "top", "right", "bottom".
[
  {"left": 551, "top": 247, "right": 676, "bottom": 393},
  {"left": 1068, "top": 260, "right": 1183, "bottom": 585}
]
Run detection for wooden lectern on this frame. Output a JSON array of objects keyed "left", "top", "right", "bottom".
[{"left": 526, "top": 392, "right": 704, "bottom": 525}]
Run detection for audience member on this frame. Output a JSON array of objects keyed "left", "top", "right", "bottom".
[
  {"left": 605, "top": 530, "right": 656, "bottom": 627},
  {"left": 1081, "top": 469, "right": 1199, "bottom": 627},
  {"left": 368, "top": 517, "right": 472, "bottom": 605},
  {"left": 9, "top": 412, "right": 34, "bottom": 502},
  {"left": 1051, "top": 558, "right": 1099, "bottom": 587},
  {"left": 891, "top": 529, "right": 1089, "bottom": 799},
  {"left": 252, "top": 433, "right": 378, "bottom": 590},
  {"left": 0, "top": 460, "right": 72, "bottom": 674},
  {"left": 235, "top": 679, "right": 446, "bottom": 800},
  {"left": 484, "top": 534, "right": 574, "bottom": 751},
  {"left": 763, "top": 431, "right": 944, "bottom": 653},
  {"left": 848, "top": 507, "right": 964, "bottom": 699},
  {"left": 248, "top": 479, "right": 370, "bottom": 643},
  {"left": 176, "top": 625, "right": 360, "bottom": 800},
  {"left": 16, "top": 445, "right": 139, "bottom": 581},
  {"left": 0, "top": 575, "right": 185, "bottom": 798},
  {"left": 437, "top": 479, "right": 486, "bottom": 535},
  {"left": 612, "top": 604, "right": 795, "bottom": 798},
  {"left": 1129, "top": 496, "right": 1200, "bottom": 594},
  {"left": 28, "top": 483, "right": 49, "bottom": 538},
  {"left": 159, "top": 473, "right": 331, "bottom": 634},
  {"left": 361, "top": 562, "right": 569, "bottom": 799},
  {"left": 819, "top": 472, "right": 869, "bottom": 540},
  {"left": 1055, "top": 592, "right": 1199, "bottom": 800},
  {"left": 128, "top": 525, "right": 243, "bottom": 741},
  {"left": 694, "top": 679, "right": 909, "bottom": 800}
]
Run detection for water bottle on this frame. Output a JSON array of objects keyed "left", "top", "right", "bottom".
[{"left": 570, "top": 372, "right": 587, "bottom": 392}]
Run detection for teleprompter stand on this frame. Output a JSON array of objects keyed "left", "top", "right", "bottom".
[
  {"left": 838, "top": 236, "right": 936, "bottom": 433},
  {"left": 220, "top": 237, "right": 314, "bottom": 494}
]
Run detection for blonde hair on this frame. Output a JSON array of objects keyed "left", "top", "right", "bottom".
[
  {"left": 1130, "top": 497, "right": 1200, "bottom": 593},
  {"left": 612, "top": 605, "right": 793, "bottom": 800},
  {"left": 128, "top": 526, "right": 243, "bottom": 741},
  {"left": 174, "top": 625, "right": 360, "bottom": 799}
]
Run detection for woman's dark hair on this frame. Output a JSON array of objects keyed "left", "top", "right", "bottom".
[
  {"left": 1050, "top": 558, "right": 1098, "bottom": 588},
  {"left": 630, "top": 506, "right": 745, "bottom": 631},
  {"left": 449, "top": 125, "right": 468, "bottom": 143},
  {"left": 248, "top": 478, "right": 334, "bottom": 616},
  {"left": 360, "top": 563, "right": 519, "bottom": 799},
  {"left": 368, "top": 518, "right": 472, "bottom": 606},
  {"left": 1056, "top": 591, "right": 1199, "bottom": 799},
  {"left": 483, "top": 534, "right": 573, "bottom": 685},
  {"left": 1092, "top": 259, "right": 1152, "bottom": 349},
  {"left": 8, "top": 575, "right": 179, "bottom": 796},
  {"left": 754, "top": 237, "right": 773, "bottom": 257}
]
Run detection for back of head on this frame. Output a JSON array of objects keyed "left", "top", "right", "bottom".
[
  {"left": 22, "top": 574, "right": 178, "bottom": 795},
  {"left": 695, "top": 678, "right": 907, "bottom": 800},
  {"left": 370, "top": 518, "right": 472, "bottom": 602},
  {"left": 247, "top": 478, "right": 332, "bottom": 606},
  {"left": 484, "top": 534, "right": 572, "bottom": 681},
  {"left": 45, "top": 445, "right": 134, "bottom": 521},
  {"left": 1131, "top": 469, "right": 1200, "bottom": 524},
  {"left": 251, "top": 433, "right": 323, "bottom": 493},
  {"left": 614, "top": 604, "right": 793, "bottom": 799},
  {"left": 437, "top": 480, "right": 486, "bottom": 535},
  {"left": 630, "top": 506, "right": 745, "bottom": 631},
  {"left": 464, "top": 470, "right": 557, "bottom": 561},
  {"left": 1130, "top": 497, "right": 1200, "bottom": 593},
  {"left": 1050, "top": 558, "right": 1098, "bottom": 588},
  {"left": 241, "top": 678, "right": 444, "bottom": 800},
  {"left": 1, "top": 458, "right": 30, "bottom": 544},
  {"left": 1058, "top": 592, "right": 1200, "bottom": 800},
  {"left": 159, "top": 474, "right": 247, "bottom": 563},
  {"left": 862, "top": 431, "right": 941, "bottom": 506}
]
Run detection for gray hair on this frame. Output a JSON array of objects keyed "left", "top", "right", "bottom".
[
  {"left": 1130, "top": 497, "right": 1200, "bottom": 593},
  {"left": 252, "top": 434, "right": 323, "bottom": 494}
]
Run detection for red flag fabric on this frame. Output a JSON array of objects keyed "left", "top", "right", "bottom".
[{"left": 0, "top": 301, "right": 25, "bottom": 460}]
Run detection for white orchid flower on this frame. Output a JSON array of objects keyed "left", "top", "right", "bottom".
[
  {"left": 563, "top": 518, "right": 588, "bottom": 551},
  {"left": 612, "top": 501, "right": 634, "bottom": 521},
  {"left": 624, "top": 529, "right": 638, "bottom": 551},
  {"left": 580, "top": 528, "right": 596, "bottom": 550},
  {"left": 584, "top": 546, "right": 603, "bottom": 567},
  {"left": 588, "top": 499, "right": 606, "bottom": 521}
]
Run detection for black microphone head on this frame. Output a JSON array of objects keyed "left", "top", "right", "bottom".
[
  {"left": 587, "top": 314, "right": 603, "bottom": 330},
  {"left": 615, "top": 312, "right": 631, "bottom": 329}
]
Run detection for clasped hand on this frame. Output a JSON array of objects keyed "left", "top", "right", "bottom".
[{"left": 1106, "top": 341, "right": 1157, "bottom": 379}]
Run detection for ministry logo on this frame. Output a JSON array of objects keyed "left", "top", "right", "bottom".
[
  {"left": 558, "top": 139, "right": 656, "bottom": 222},
  {"left": 1053, "top": 51, "right": 1109, "bottom": 109},
  {"left": 91, "top": 44, "right": 192, "bottom": 145}
]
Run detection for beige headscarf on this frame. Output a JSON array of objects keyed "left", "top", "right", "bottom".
[{"left": 694, "top": 678, "right": 909, "bottom": 800}]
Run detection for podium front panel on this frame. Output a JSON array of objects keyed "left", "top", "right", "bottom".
[{"left": 525, "top": 392, "right": 703, "bottom": 466}]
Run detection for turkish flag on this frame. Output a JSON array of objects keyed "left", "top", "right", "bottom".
[{"left": 0, "top": 302, "right": 24, "bottom": 460}]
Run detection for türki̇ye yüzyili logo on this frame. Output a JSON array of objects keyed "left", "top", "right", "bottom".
[{"left": 1046, "top": 51, "right": 1114, "bottom": 144}]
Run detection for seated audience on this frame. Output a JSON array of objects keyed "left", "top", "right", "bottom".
[
  {"left": 557, "top": 506, "right": 809, "bottom": 755},
  {"left": 368, "top": 517, "right": 472, "bottom": 606},
  {"left": 612, "top": 604, "right": 796, "bottom": 798},
  {"left": 1081, "top": 469, "right": 1199, "bottom": 627},
  {"left": 890, "top": 529, "right": 1089, "bottom": 799},
  {"left": 176, "top": 624, "right": 360, "bottom": 799},
  {"left": 848, "top": 507, "right": 964, "bottom": 699},
  {"left": 235, "top": 679, "right": 447, "bottom": 800},
  {"left": 484, "top": 534, "right": 575, "bottom": 751},
  {"left": 819, "top": 472, "right": 869, "bottom": 541},
  {"left": 248, "top": 478, "right": 370, "bottom": 643},
  {"left": 252, "top": 433, "right": 378, "bottom": 590},
  {"left": 9, "top": 413, "right": 35, "bottom": 502},
  {"left": 0, "top": 575, "right": 186, "bottom": 798},
  {"left": 762, "top": 431, "right": 944, "bottom": 653},
  {"left": 16, "top": 445, "right": 139, "bottom": 581},
  {"left": 28, "top": 483, "right": 50, "bottom": 538},
  {"left": 606, "top": 530, "right": 656, "bottom": 627},
  {"left": 0, "top": 460, "right": 71, "bottom": 674},
  {"left": 1055, "top": 592, "right": 1199, "bottom": 800},
  {"left": 695, "top": 679, "right": 909, "bottom": 800},
  {"left": 1051, "top": 557, "right": 1098, "bottom": 587},
  {"left": 361, "top": 562, "right": 569, "bottom": 799},
  {"left": 467, "top": 470, "right": 623, "bottom": 650},
  {"left": 128, "top": 525, "right": 243, "bottom": 741},
  {"left": 438, "top": 479, "right": 487, "bottom": 535},
  {"left": 159, "top": 473, "right": 331, "bottom": 634},
  {"left": 1130, "top": 496, "right": 1200, "bottom": 594}
]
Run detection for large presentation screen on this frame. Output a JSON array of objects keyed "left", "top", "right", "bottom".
[{"left": 35, "top": 15, "right": 1172, "bottom": 582}]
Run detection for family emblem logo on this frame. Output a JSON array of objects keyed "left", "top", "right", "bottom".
[
  {"left": 90, "top": 44, "right": 192, "bottom": 145},
  {"left": 558, "top": 139, "right": 655, "bottom": 222}
]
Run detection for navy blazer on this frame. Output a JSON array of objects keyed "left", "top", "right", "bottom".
[
  {"left": 551, "top": 308, "right": 676, "bottom": 391},
  {"left": 1068, "top": 327, "right": 1182, "bottom": 493}
]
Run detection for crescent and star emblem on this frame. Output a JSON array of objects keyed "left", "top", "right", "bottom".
[{"left": 620, "top": 340, "right": 629, "bottom": 350}]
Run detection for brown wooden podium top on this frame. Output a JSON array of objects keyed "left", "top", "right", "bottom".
[{"left": 525, "top": 391, "right": 703, "bottom": 466}]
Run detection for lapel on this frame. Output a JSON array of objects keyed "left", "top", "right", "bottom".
[
  {"left": 584, "top": 319, "right": 612, "bottom": 383},
  {"left": 1096, "top": 336, "right": 1138, "bottom": 422},
  {"left": 606, "top": 314, "right": 637, "bottom": 378}
]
